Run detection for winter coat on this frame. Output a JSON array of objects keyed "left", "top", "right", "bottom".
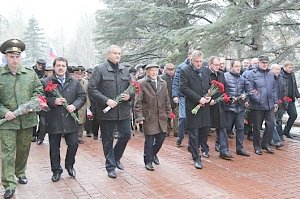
[
  {"left": 274, "top": 74, "right": 286, "bottom": 100},
  {"left": 224, "top": 71, "right": 246, "bottom": 113},
  {"left": 134, "top": 76, "right": 172, "bottom": 135},
  {"left": 0, "top": 65, "right": 43, "bottom": 130},
  {"left": 245, "top": 67, "right": 277, "bottom": 110},
  {"left": 180, "top": 64, "right": 211, "bottom": 129},
  {"left": 160, "top": 73, "right": 176, "bottom": 109},
  {"left": 209, "top": 70, "right": 227, "bottom": 128},
  {"left": 43, "top": 73, "right": 86, "bottom": 134},
  {"left": 77, "top": 78, "right": 91, "bottom": 124},
  {"left": 172, "top": 58, "right": 190, "bottom": 98},
  {"left": 88, "top": 60, "right": 132, "bottom": 121},
  {"left": 281, "top": 69, "right": 300, "bottom": 101}
]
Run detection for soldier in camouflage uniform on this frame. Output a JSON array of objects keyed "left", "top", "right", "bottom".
[{"left": 0, "top": 39, "right": 43, "bottom": 199}]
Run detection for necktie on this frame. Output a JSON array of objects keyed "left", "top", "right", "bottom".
[{"left": 58, "top": 77, "right": 65, "bottom": 86}]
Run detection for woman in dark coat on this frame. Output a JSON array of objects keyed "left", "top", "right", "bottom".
[{"left": 135, "top": 64, "right": 172, "bottom": 171}]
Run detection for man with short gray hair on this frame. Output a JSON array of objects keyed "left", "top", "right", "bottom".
[
  {"left": 180, "top": 50, "right": 211, "bottom": 169},
  {"left": 88, "top": 45, "right": 133, "bottom": 178}
]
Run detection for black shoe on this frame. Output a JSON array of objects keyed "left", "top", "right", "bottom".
[
  {"left": 202, "top": 151, "right": 209, "bottom": 158},
  {"left": 247, "top": 135, "right": 253, "bottom": 141},
  {"left": 66, "top": 167, "right": 76, "bottom": 177},
  {"left": 236, "top": 149, "right": 250, "bottom": 157},
  {"left": 86, "top": 132, "right": 92, "bottom": 137},
  {"left": 31, "top": 136, "right": 37, "bottom": 142},
  {"left": 194, "top": 159, "right": 203, "bottom": 169},
  {"left": 176, "top": 138, "right": 182, "bottom": 147},
  {"left": 78, "top": 140, "right": 84, "bottom": 144},
  {"left": 145, "top": 163, "right": 154, "bottom": 171},
  {"left": 220, "top": 152, "right": 233, "bottom": 160},
  {"left": 187, "top": 146, "right": 191, "bottom": 153},
  {"left": 4, "top": 190, "right": 15, "bottom": 199},
  {"left": 94, "top": 135, "right": 98, "bottom": 140},
  {"left": 153, "top": 155, "right": 160, "bottom": 165},
  {"left": 51, "top": 173, "right": 61, "bottom": 182},
  {"left": 108, "top": 170, "right": 117, "bottom": 178},
  {"left": 275, "top": 142, "right": 284, "bottom": 149},
  {"left": 262, "top": 146, "right": 274, "bottom": 154},
  {"left": 255, "top": 149, "right": 262, "bottom": 155},
  {"left": 37, "top": 139, "right": 43, "bottom": 145},
  {"left": 215, "top": 144, "right": 220, "bottom": 152},
  {"left": 18, "top": 176, "right": 28, "bottom": 184},
  {"left": 116, "top": 161, "right": 124, "bottom": 170}
]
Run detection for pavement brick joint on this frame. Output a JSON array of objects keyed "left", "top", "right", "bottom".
[{"left": 1, "top": 131, "right": 300, "bottom": 199}]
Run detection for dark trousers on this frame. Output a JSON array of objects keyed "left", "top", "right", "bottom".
[
  {"left": 49, "top": 132, "right": 78, "bottom": 174},
  {"left": 226, "top": 111, "right": 245, "bottom": 151},
  {"left": 85, "top": 117, "right": 100, "bottom": 136},
  {"left": 99, "top": 118, "right": 131, "bottom": 172},
  {"left": 37, "top": 114, "right": 47, "bottom": 141},
  {"left": 283, "top": 101, "right": 297, "bottom": 136},
  {"left": 144, "top": 132, "right": 166, "bottom": 164},
  {"left": 177, "top": 97, "right": 186, "bottom": 140},
  {"left": 216, "top": 128, "right": 229, "bottom": 154},
  {"left": 187, "top": 127, "right": 209, "bottom": 160},
  {"left": 252, "top": 109, "right": 275, "bottom": 150},
  {"left": 275, "top": 107, "right": 285, "bottom": 139}
]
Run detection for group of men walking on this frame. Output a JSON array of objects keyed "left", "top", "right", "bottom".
[{"left": 0, "top": 38, "right": 298, "bottom": 199}]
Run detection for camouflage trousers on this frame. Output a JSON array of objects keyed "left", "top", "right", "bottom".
[{"left": 0, "top": 128, "right": 32, "bottom": 190}]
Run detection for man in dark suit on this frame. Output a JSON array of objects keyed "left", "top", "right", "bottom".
[
  {"left": 180, "top": 50, "right": 211, "bottom": 169},
  {"left": 43, "top": 57, "right": 86, "bottom": 182}
]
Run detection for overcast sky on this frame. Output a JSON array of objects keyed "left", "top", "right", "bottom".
[{"left": 0, "top": 0, "right": 103, "bottom": 38}]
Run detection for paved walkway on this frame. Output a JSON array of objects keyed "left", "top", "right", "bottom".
[{"left": 1, "top": 131, "right": 300, "bottom": 199}]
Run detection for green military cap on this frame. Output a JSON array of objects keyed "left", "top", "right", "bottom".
[
  {"left": 0, "top": 39, "right": 25, "bottom": 54},
  {"left": 73, "top": 65, "right": 86, "bottom": 72}
]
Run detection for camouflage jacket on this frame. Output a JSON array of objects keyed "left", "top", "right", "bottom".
[
  {"left": 0, "top": 65, "right": 43, "bottom": 129},
  {"left": 78, "top": 78, "right": 91, "bottom": 124}
]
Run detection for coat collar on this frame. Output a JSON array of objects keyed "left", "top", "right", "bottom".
[
  {"left": 145, "top": 75, "right": 163, "bottom": 94},
  {"left": 105, "top": 59, "right": 124, "bottom": 72},
  {"left": 0, "top": 64, "right": 28, "bottom": 75}
]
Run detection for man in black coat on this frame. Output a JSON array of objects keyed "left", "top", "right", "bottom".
[
  {"left": 161, "top": 63, "right": 177, "bottom": 136},
  {"left": 281, "top": 61, "right": 300, "bottom": 139},
  {"left": 209, "top": 56, "right": 233, "bottom": 160},
  {"left": 88, "top": 45, "right": 132, "bottom": 178},
  {"left": 43, "top": 57, "right": 86, "bottom": 182},
  {"left": 180, "top": 50, "right": 211, "bottom": 169}
]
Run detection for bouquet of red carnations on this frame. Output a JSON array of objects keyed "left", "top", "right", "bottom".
[
  {"left": 103, "top": 81, "right": 141, "bottom": 113},
  {"left": 0, "top": 95, "right": 49, "bottom": 126},
  {"left": 214, "top": 93, "right": 231, "bottom": 104},
  {"left": 45, "top": 81, "right": 79, "bottom": 123},
  {"left": 278, "top": 96, "right": 292, "bottom": 110},
  {"left": 191, "top": 80, "right": 225, "bottom": 115}
]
